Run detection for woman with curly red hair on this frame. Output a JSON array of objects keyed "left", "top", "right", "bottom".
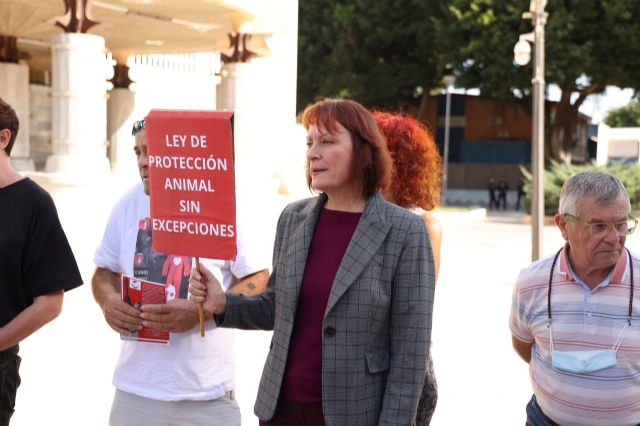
[
  {"left": 373, "top": 111, "right": 442, "bottom": 276},
  {"left": 374, "top": 111, "right": 442, "bottom": 426}
]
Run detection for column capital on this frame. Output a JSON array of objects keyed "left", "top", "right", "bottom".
[
  {"left": 220, "top": 33, "right": 263, "bottom": 64},
  {"left": 55, "top": 0, "right": 99, "bottom": 34},
  {"left": 0, "top": 36, "right": 21, "bottom": 63},
  {"left": 110, "top": 64, "right": 133, "bottom": 89}
]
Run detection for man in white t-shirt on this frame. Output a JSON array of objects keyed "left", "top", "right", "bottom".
[{"left": 92, "top": 119, "right": 269, "bottom": 426}]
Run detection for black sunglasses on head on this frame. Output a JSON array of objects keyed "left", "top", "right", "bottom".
[{"left": 132, "top": 120, "right": 145, "bottom": 135}]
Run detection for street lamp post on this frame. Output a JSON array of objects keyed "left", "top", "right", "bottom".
[
  {"left": 441, "top": 73, "right": 455, "bottom": 206},
  {"left": 514, "top": 0, "right": 547, "bottom": 261}
]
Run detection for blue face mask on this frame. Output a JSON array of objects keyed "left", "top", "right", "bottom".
[
  {"left": 549, "top": 322, "right": 629, "bottom": 374},
  {"left": 551, "top": 348, "right": 617, "bottom": 373}
]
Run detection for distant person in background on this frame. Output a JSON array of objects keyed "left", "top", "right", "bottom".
[
  {"left": 498, "top": 179, "right": 509, "bottom": 210},
  {"left": 374, "top": 111, "right": 441, "bottom": 425},
  {"left": 516, "top": 178, "right": 526, "bottom": 211},
  {"left": 488, "top": 177, "right": 498, "bottom": 210},
  {"left": 0, "top": 97, "right": 83, "bottom": 425}
]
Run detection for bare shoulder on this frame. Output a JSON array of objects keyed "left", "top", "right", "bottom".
[{"left": 419, "top": 211, "right": 442, "bottom": 237}]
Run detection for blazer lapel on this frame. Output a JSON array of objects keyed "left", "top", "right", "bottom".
[
  {"left": 284, "top": 194, "right": 327, "bottom": 311},
  {"left": 325, "top": 193, "right": 391, "bottom": 315}
]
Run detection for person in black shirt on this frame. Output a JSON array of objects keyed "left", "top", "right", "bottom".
[
  {"left": 0, "top": 97, "right": 83, "bottom": 425},
  {"left": 516, "top": 178, "right": 526, "bottom": 211},
  {"left": 488, "top": 177, "right": 498, "bottom": 210},
  {"left": 498, "top": 179, "right": 509, "bottom": 210}
]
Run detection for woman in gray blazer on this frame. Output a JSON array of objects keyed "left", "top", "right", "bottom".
[{"left": 190, "top": 98, "right": 436, "bottom": 426}]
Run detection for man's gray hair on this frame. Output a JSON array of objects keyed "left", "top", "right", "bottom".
[{"left": 558, "top": 171, "right": 631, "bottom": 215}]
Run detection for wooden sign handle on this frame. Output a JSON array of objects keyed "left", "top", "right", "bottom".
[{"left": 195, "top": 257, "right": 205, "bottom": 337}]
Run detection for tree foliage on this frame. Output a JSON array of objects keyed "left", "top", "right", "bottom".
[
  {"left": 297, "top": 0, "right": 450, "bottom": 117},
  {"left": 604, "top": 101, "right": 640, "bottom": 127},
  {"left": 520, "top": 161, "right": 640, "bottom": 214},
  {"left": 446, "top": 0, "right": 640, "bottom": 161},
  {"left": 297, "top": 1, "right": 640, "bottom": 163}
]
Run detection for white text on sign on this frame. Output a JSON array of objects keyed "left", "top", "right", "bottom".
[
  {"left": 165, "top": 177, "right": 215, "bottom": 192},
  {"left": 165, "top": 134, "right": 208, "bottom": 148},
  {"left": 179, "top": 200, "right": 200, "bottom": 213}
]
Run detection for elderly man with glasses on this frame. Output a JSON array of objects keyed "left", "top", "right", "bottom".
[
  {"left": 510, "top": 171, "right": 640, "bottom": 426},
  {"left": 91, "top": 119, "right": 270, "bottom": 426}
]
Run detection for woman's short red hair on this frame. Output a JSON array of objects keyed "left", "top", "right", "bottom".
[
  {"left": 302, "top": 99, "right": 392, "bottom": 199},
  {"left": 374, "top": 112, "right": 442, "bottom": 210}
]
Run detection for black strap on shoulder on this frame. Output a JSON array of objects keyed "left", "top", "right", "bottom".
[{"left": 547, "top": 248, "right": 563, "bottom": 321}]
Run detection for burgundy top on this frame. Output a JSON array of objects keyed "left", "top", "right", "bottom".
[{"left": 281, "top": 208, "right": 362, "bottom": 402}]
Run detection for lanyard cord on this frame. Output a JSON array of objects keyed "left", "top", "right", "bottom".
[
  {"left": 628, "top": 248, "right": 634, "bottom": 324},
  {"left": 547, "top": 248, "right": 563, "bottom": 321},
  {"left": 547, "top": 247, "right": 634, "bottom": 325}
]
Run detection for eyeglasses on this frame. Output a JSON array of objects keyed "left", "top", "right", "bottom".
[
  {"left": 563, "top": 213, "right": 638, "bottom": 237},
  {"left": 131, "top": 119, "right": 145, "bottom": 135}
]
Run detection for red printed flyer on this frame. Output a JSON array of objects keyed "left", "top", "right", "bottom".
[{"left": 121, "top": 275, "right": 169, "bottom": 344}]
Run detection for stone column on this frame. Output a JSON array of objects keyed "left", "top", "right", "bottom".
[
  {"left": 107, "top": 88, "right": 136, "bottom": 176},
  {"left": 264, "top": 0, "right": 303, "bottom": 196},
  {"left": 0, "top": 62, "right": 34, "bottom": 170},
  {"left": 216, "top": 63, "right": 258, "bottom": 188},
  {"left": 217, "top": 1, "right": 302, "bottom": 197},
  {"left": 45, "top": 33, "right": 111, "bottom": 182},
  {"left": 107, "top": 61, "right": 137, "bottom": 178}
]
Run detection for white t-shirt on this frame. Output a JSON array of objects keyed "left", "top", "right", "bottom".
[{"left": 94, "top": 183, "right": 269, "bottom": 401}]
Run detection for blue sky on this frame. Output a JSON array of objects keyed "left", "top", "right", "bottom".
[{"left": 571, "top": 86, "right": 635, "bottom": 124}]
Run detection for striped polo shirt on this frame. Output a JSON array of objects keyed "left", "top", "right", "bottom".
[{"left": 510, "top": 245, "right": 640, "bottom": 426}]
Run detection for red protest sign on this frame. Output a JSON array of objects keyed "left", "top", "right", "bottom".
[{"left": 145, "top": 110, "right": 236, "bottom": 260}]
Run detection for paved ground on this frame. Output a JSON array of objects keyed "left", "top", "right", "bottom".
[{"left": 10, "top": 176, "right": 640, "bottom": 425}]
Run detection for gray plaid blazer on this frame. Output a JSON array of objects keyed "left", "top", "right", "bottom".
[{"left": 221, "top": 192, "right": 435, "bottom": 425}]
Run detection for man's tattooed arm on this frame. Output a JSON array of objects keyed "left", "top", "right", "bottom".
[{"left": 228, "top": 269, "right": 269, "bottom": 296}]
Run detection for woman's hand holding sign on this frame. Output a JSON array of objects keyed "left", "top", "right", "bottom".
[{"left": 189, "top": 264, "right": 227, "bottom": 316}]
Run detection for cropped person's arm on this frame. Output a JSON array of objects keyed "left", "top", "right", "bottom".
[
  {"left": 421, "top": 212, "right": 442, "bottom": 280},
  {"left": 512, "top": 335, "right": 533, "bottom": 363},
  {"left": 92, "top": 267, "right": 142, "bottom": 335},
  {"left": 191, "top": 204, "right": 296, "bottom": 330},
  {"left": 510, "top": 268, "right": 534, "bottom": 364},
  {"left": 0, "top": 290, "right": 64, "bottom": 351}
]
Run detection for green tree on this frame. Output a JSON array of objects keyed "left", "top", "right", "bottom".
[
  {"left": 521, "top": 160, "right": 640, "bottom": 213},
  {"left": 446, "top": 0, "right": 640, "bottom": 162},
  {"left": 297, "top": 0, "right": 450, "bottom": 121},
  {"left": 604, "top": 101, "right": 640, "bottom": 127}
]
